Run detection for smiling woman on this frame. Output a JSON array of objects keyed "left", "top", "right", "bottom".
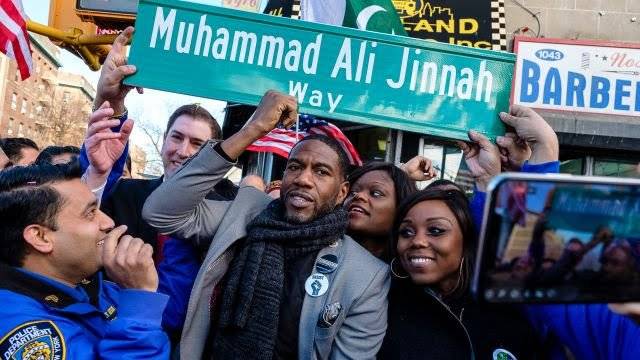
[
  {"left": 379, "top": 189, "right": 544, "bottom": 360},
  {"left": 391, "top": 189, "right": 475, "bottom": 298}
]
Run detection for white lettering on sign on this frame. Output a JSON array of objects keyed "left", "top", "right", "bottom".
[
  {"left": 149, "top": 6, "right": 322, "bottom": 75},
  {"left": 385, "top": 47, "right": 493, "bottom": 103},
  {"left": 150, "top": 7, "right": 176, "bottom": 50},
  {"left": 289, "top": 81, "right": 343, "bottom": 113}
]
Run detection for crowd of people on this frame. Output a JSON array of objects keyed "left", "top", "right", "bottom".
[{"left": 1, "top": 27, "right": 639, "bottom": 359}]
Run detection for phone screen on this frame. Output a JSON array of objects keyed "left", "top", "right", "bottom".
[{"left": 478, "top": 178, "right": 640, "bottom": 303}]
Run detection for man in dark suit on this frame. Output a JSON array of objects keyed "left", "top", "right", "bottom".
[{"left": 92, "top": 28, "right": 237, "bottom": 254}]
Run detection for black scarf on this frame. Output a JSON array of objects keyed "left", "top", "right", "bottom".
[{"left": 213, "top": 200, "right": 348, "bottom": 359}]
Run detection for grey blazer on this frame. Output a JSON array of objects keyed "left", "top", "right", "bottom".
[{"left": 142, "top": 142, "right": 390, "bottom": 360}]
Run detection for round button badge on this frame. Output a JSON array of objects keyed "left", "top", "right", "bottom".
[
  {"left": 305, "top": 273, "right": 329, "bottom": 297},
  {"left": 315, "top": 254, "right": 339, "bottom": 274}
]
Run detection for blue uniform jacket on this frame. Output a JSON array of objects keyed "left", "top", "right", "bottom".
[
  {"left": 525, "top": 303, "right": 640, "bottom": 359},
  {"left": 0, "top": 264, "right": 170, "bottom": 359},
  {"left": 158, "top": 238, "right": 200, "bottom": 334}
]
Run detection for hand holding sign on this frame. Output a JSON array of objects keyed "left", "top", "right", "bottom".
[
  {"left": 457, "top": 131, "right": 501, "bottom": 192},
  {"left": 496, "top": 132, "right": 531, "bottom": 171},
  {"left": 94, "top": 27, "right": 143, "bottom": 115},
  {"left": 499, "top": 105, "right": 559, "bottom": 164}
]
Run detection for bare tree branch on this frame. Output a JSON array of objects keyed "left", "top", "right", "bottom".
[
  {"left": 138, "top": 121, "right": 163, "bottom": 157},
  {"left": 34, "top": 95, "right": 89, "bottom": 147}
]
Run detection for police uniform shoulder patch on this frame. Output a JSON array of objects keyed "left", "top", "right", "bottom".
[
  {"left": 493, "top": 348, "right": 517, "bottom": 360},
  {"left": 0, "top": 320, "right": 66, "bottom": 360}
]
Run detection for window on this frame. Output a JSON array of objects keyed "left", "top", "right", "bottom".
[
  {"left": 341, "top": 126, "right": 389, "bottom": 162},
  {"left": 20, "top": 99, "right": 27, "bottom": 114},
  {"left": 18, "top": 122, "right": 23, "bottom": 137},
  {"left": 62, "top": 91, "right": 71, "bottom": 103},
  {"left": 593, "top": 158, "right": 640, "bottom": 178},
  {"left": 11, "top": 93, "right": 17, "bottom": 110},
  {"left": 7, "top": 118, "right": 14, "bottom": 135},
  {"left": 560, "top": 158, "right": 584, "bottom": 175}
]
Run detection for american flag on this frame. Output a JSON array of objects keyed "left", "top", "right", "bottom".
[
  {"left": 247, "top": 114, "right": 363, "bottom": 166},
  {"left": 0, "top": 0, "right": 32, "bottom": 80}
]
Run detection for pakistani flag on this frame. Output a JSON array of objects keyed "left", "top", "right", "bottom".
[{"left": 300, "top": 0, "right": 407, "bottom": 36}]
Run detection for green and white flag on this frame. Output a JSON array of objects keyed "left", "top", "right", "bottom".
[{"left": 300, "top": 0, "right": 407, "bottom": 35}]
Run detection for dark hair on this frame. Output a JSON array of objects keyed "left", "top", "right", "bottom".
[
  {"left": 0, "top": 137, "right": 39, "bottom": 164},
  {"left": 426, "top": 179, "right": 465, "bottom": 193},
  {"left": 291, "top": 134, "right": 351, "bottom": 179},
  {"left": 35, "top": 145, "right": 80, "bottom": 165},
  {"left": 391, "top": 189, "right": 477, "bottom": 300},
  {"left": 165, "top": 104, "right": 222, "bottom": 140},
  {"left": 0, "top": 162, "right": 82, "bottom": 266},
  {"left": 567, "top": 238, "right": 583, "bottom": 246},
  {"left": 348, "top": 161, "right": 417, "bottom": 206}
]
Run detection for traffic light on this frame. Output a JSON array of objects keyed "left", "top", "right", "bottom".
[
  {"left": 74, "top": 0, "right": 136, "bottom": 29},
  {"left": 76, "top": 0, "right": 138, "bottom": 14},
  {"left": 29, "top": 0, "right": 137, "bottom": 70}
]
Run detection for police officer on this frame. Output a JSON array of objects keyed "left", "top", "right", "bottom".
[{"left": 0, "top": 160, "right": 170, "bottom": 358}]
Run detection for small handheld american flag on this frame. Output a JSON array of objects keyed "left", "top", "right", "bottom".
[{"left": 247, "top": 114, "right": 363, "bottom": 166}]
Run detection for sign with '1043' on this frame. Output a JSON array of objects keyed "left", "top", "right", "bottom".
[
  {"left": 125, "top": 0, "right": 516, "bottom": 141},
  {"left": 513, "top": 37, "right": 640, "bottom": 117}
]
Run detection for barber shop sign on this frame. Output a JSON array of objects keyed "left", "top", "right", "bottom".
[{"left": 512, "top": 36, "right": 640, "bottom": 117}]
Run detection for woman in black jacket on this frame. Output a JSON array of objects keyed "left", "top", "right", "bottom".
[{"left": 379, "top": 189, "right": 544, "bottom": 360}]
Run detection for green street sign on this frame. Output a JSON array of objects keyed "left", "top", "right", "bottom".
[
  {"left": 125, "top": 0, "right": 516, "bottom": 141},
  {"left": 548, "top": 187, "right": 640, "bottom": 238}
]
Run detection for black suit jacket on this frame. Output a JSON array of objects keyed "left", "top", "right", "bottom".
[{"left": 101, "top": 177, "right": 238, "bottom": 251}]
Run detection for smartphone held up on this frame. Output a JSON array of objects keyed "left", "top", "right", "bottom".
[{"left": 473, "top": 173, "right": 640, "bottom": 304}]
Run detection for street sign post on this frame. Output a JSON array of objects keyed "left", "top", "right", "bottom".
[{"left": 125, "top": 0, "right": 515, "bottom": 141}]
